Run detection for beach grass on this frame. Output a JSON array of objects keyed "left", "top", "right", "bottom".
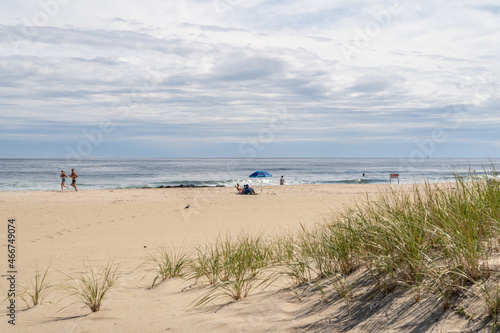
[
  {"left": 191, "top": 234, "right": 275, "bottom": 306},
  {"left": 273, "top": 233, "right": 316, "bottom": 285},
  {"left": 340, "top": 173, "right": 499, "bottom": 300},
  {"left": 63, "top": 261, "right": 119, "bottom": 312},
  {"left": 20, "top": 262, "right": 52, "bottom": 308},
  {"left": 150, "top": 246, "right": 189, "bottom": 288}
]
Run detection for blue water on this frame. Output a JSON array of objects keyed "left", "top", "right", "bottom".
[{"left": 0, "top": 158, "right": 498, "bottom": 191}]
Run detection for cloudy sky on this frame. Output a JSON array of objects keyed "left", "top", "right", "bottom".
[{"left": 1, "top": 0, "right": 499, "bottom": 158}]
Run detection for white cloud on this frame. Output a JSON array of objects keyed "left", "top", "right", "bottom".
[{"left": 0, "top": 0, "right": 499, "bottom": 157}]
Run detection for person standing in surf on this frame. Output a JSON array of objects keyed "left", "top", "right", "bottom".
[
  {"left": 60, "top": 170, "right": 70, "bottom": 191},
  {"left": 69, "top": 168, "right": 78, "bottom": 191}
]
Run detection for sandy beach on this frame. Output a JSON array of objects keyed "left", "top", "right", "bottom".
[{"left": 0, "top": 184, "right": 484, "bottom": 332}]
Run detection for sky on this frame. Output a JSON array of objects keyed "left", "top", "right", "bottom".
[{"left": 0, "top": 0, "right": 499, "bottom": 159}]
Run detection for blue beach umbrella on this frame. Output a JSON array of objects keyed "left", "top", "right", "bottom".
[{"left": 249, "top": 170, "right": 272, "bottom": 192}]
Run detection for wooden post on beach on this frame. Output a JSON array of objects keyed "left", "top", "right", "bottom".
[{"left": 390, "top": 173, "right": 399, "bottom": 184}]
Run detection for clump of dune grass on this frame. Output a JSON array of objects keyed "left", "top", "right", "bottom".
[
  {"left": 273, "top": 220, "right": 362, "bottom": 289},
  {"left": 190, "top": 242, "right": 225, "bottom": 286},
  {"left": 344, "top": 185, "right": 436, "bottom": 290},
  {"left": 310, "top": 221, "right": 361, "bottom": 277},
  {"left": 20, "top": 262, "right": 52, "bottom": 308},
  {"left": 364, "top": 176, "right": 491, "bottom": 263},
  {"left": 192, "top": 235, "right": 275, "bottom": 306},
  {"left": 150, "top": 246, "right": 189, "bottom": 288},
  {"left": 64, "top": 261, "right": 119, "bottom": 312},
  {"left": 273, "top": 233, "right": 316, "bottom": 285}
]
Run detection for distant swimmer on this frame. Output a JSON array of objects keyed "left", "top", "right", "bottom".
[
  {"left": 60, "top": 170, "right": 70, "bottom": 191},
  {"left": 362, "top": 173, "right": 365, "bottom": 177},
  {"left": 69, "top": 168, "right": 78, "bottom": 192}
]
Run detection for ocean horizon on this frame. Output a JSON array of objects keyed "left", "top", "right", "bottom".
[{"left": 0, "top": 157, "right": 498, "bottom": 192}]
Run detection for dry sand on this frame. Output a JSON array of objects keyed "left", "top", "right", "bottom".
[{"left": 0, "top": 184, "right": 489, "bottom": 332}]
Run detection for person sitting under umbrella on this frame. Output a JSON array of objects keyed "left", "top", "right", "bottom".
[
  {"left": 237, "top": 184, "right": 256, "bottom": 195},
  {"left": 244, "top": 184, "right": 256, "bottom": 195}
]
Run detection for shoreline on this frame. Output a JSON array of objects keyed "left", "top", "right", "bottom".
[{"left": 0, "top": 181, "right": 441, "bottom": 193}]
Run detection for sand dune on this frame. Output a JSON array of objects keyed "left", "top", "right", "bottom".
[{"left": 0, "top": 184, "right": 485, "bottom": 332}]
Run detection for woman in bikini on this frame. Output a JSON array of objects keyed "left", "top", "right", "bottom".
[{"left": 60, "top": 170, "right": 70, "bottom": 191}]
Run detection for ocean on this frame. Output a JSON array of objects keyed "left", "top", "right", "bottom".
[{"left": 0, "top": 158, "right": 498, "bottom": 191}]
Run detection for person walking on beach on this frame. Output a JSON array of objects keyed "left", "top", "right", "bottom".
[
  {"left": 60, "top": 170, "right": 70, "bottom": 191},
  {"left": 280, "top": 175, "right": 285, "bottom": 185},
  {"left": 69, "top": 168, "right": 78, "bottom": 191}
]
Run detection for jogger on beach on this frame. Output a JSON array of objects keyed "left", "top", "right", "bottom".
[
  {"left": 69, "top": 168, "right": 78, "bottom": 191},
  {"left": 60, "top": 170, "right": 70, "bottom": 191}
]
